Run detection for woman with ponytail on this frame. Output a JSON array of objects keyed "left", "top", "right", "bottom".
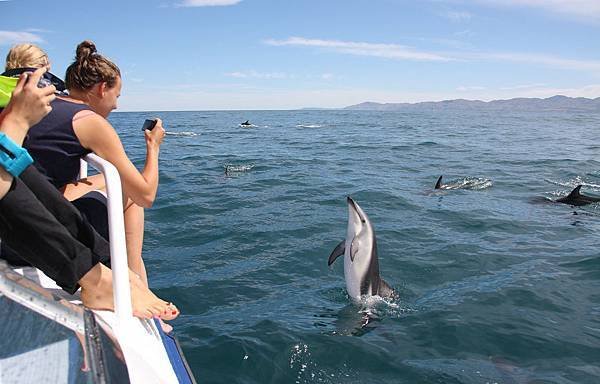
[{"left": 22, "top": 40, "right": 173, "bottom": 328}]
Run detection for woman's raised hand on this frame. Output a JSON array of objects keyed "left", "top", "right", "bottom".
[
  {"left": 144, "top": 117, "right": 165, "bottom": 150},
  {"left": 1, "top": 67, "right": 56, "bottom": 129}
]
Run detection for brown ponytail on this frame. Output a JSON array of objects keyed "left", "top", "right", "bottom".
[{"left": 65, "top": 40, "right": 121, "bottom": 91}]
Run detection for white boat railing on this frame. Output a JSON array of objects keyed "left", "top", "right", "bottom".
[{"left": 81, "top": 154, "right": 133, "bottom": 323}]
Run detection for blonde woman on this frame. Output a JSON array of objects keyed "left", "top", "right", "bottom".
[
  {"left": 5, "top": 43, "right": 49, "bottom": 71},
  {"left": 1, "top": 44, "right": 64, "bottom": 108}
]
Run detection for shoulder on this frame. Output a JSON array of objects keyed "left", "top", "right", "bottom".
[
  {"left": 72, "top": 112, "right": 120, "bottom": 150},
  {"left": 73, "top": 109, "right": 102, "bottom": 123},
  {"left": 73, "top": 110, "right": 113, "bottom": 131}
]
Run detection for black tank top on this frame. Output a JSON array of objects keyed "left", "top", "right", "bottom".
[{"left": 23, "top": 98, "right": 92, "bottom": 188}]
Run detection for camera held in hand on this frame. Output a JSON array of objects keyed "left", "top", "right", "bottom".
[{"left": 141, "top": 119, "right": 158, "bottom": 132}]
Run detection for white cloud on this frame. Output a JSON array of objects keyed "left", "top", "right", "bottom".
[
  {"left": 24, "top": 28, "right": 52, "bottom": 33},
  {"left": 457, "top": 85, "right": 486, "bottom": 91},
  {"left": 465, "top": 51, "right": 600, "bottom": 73},
  {"left": 264, "top": 37, "right": 453, "bottom": 62},
  {"left": 0, "top": 31, "right": 44, "bottom": 45},
  {"left": 225, "top": 70, "right": 288, "bottom": 79},
  {"left": 178, "top": 0, "right": 241, "bottom": 6},
  {"left": 443, "top": 10, "right": 473, "bottom": 22},
  {"left": 500, "top": 83, "right": 547, "bottom": 90},
  {"left": 226, "top": 71, "right": 247, "bottom": 78},
  {"left": 454, "top": 30, "right": 473, "bottom": 37},
  {"left": 418, "top": 36, "right": 472, "bottom": 49},
  {"left": 472, "top": 0, "right": 600, "bottom": 20},
  {"left": 266, "top": 36, "right": 600, "bottom": 75}
]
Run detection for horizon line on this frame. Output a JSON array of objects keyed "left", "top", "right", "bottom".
[{"left": 115, "top": 94, "right": 600, "bottom": 113}]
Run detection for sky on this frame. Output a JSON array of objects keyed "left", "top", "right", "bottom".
[{"left": 1, "top": 0, "right": 600, "bottom": 111}]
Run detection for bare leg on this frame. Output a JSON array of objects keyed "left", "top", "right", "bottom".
[
  {"left": 61, "top": 179, "right": 150, "bottom": 288},
  {"left": 124, "top": 198, "right": 149, "bottom": 286},
  {"left": 121, "top": 199, "right": 178, "bottom": 327},
  {"left": 60, "top": 176, "right": 149, "bottom": 288},
  {"left": 60, "top": 177, "right": 175, "bottom": 324},
  {"left": 45, "top": 170, "right": 175, "bottom": 322},
  {"left": 61, "top": 174, "right": 106, "bottom": 201},
  {"left": 0, "top": 168, "right": 179, "bottom": 321},
  {"left": 79, "top": 263, "right": 178, "bottom": 320}
]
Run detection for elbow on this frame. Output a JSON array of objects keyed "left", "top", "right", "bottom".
[
  {"left": 140, "top": 196, "right": 154, "bottom": 208},
  {"left": 135, "top": 193, "right": 155, "bottom": 208},
  {"left": 127, "top": 186, "right": 157, "bottom": 208}
]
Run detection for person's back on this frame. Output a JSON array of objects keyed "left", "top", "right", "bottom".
[{"left": 24, "top": 98, "right": 91, "bottom": 187}]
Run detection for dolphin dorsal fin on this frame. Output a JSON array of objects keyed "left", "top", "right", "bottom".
[
  {"left": 435, "top": 175, "right": 443, "bottom": 189},
  {"left": 567, "top": 185, "right": 583, "bottom": 198}
]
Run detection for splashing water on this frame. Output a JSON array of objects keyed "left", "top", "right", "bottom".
[
  {"left": 439, "top": 177, "right": 493, "bottom": 190},
  {"left": 165, "top": 131, "right": 198, "bottom": 137},
  {"left": 289, "top": 344, "right": 355, "bottom": 384},
  {"left": 224, "top": 163, "right": 255, "bottom": 174}
]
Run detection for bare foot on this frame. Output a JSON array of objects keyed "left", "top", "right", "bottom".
[
  {"left": 128, "top": 269, "right": 179, "bottom": 320},
  {"left": 79, "top": 263, "right": 179, "bottom": 320}
]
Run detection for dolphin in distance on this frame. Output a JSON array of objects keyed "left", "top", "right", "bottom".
[
  {"left": 328, "top": 197, "right": 395, "bottom": 302},
  {"left": 435, "top": 175, "right": 443, "bottom": 189},
  {"left": 555, "top": 185, "right": 600, "bottom": 206}
]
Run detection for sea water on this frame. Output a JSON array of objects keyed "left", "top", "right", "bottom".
[{"left": 111, "top": 109, "right": 600, "bottom": 383}]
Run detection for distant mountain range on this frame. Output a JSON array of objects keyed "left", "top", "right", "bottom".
[{"left": 344, "top": 95, "right": 600, "bottom": 111}]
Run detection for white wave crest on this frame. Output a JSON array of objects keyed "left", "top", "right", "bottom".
[
  {"left": 440, "top": 177, "right": 493, "bottom": 190},
  {"left": 546, "top": 176, "right": 600, "bottom": 192},
  {"left": 165, "top": 131, "right": 198, "bottom": 137},
  {"left": 224, "top": 163, "right": 255, "bottom": 173}
]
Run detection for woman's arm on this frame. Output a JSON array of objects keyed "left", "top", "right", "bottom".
[
  {"left": 0, "top": 68, "right": 55, "bottom": 197},
  {"left": 72, "top": 113, "right": 165, "bottom": 208}
]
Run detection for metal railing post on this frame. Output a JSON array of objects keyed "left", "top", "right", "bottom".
[{"left": 82, "top": 154, "right": 132, "bottom": 322}]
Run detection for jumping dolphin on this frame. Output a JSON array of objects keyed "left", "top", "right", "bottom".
[
  {"left": 328, "top": 197, "right": 395, "bottom": 301},
  {"left": 555, "top": 185, "right": 600, "bottom": 206}
]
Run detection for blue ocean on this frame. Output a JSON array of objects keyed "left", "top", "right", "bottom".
[{"left": 111, "top": 109, "right": 600, "bottom": 384}]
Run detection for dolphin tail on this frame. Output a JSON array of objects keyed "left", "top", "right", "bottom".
[
  {"left": 378, "top": 279, "right": 396, "bottom": 298},
  {"left": 435, "top": 175, "right": 443, "bottom": 189},
  {"left": 328, "top": 240, "right": 346, "bottom": 266}
]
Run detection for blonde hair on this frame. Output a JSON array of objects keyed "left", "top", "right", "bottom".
[{"left": 5, "top": 43, "right": 50, "bottom": 70}]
